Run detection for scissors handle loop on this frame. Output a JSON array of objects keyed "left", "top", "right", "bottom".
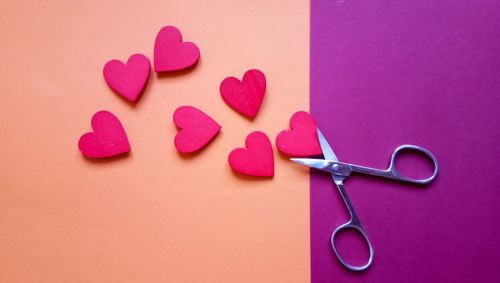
[
  {"left": 388, "top": 145, "right": 438, "bottom": 184},
  {"left": 331, "top": 220, "right": 374, "bottom": 272},
  {"left": 349, "top": 145, "right": 439, "bottom": 184}
]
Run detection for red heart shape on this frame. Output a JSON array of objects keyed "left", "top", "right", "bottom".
[
  {"left": 276, "top": 111, "right": 322, "bottom": 156},
  {"left": 78, "top": 111, "right": 131, "bottom": 158},
  {"left": 103, "top": 53, "right": 151, "bottom": 102},
  {"left": 220, "top": 69, "right": 266, "bottom": 118},
  {"left": 173, "top": 106, "right": 221, "bottom": 153},
  {"left": 228, "top": 131, "right": 274, "bottom": 176},
  {"left": 154, "top": 26, "right": 200, "bottom": 72}
]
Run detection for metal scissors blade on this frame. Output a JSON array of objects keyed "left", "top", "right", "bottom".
[
  {"left": 290, "top": 158, "right": 331, "bottom": 170},
  {"left": 290, "top": 158, "right": 353, "bottom": 177},
  {"left": 317, "top": 128, "right": 338, "bottom": 162},
  {"left": 316, "top": 128, "right": 345, "bottom": 183},
  {"left": 299, "top": 127, "right": 373, "bottom": 271},
  {"left": 296, "top": 131, "right": 439, "bottom": 184}
]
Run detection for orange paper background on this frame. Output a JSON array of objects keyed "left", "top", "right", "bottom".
[{"left": 0, "top": 0, "right": 310, "bottom": 282}]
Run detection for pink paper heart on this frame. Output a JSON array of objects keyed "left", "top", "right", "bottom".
[
  {"left": 103, "top": 53, "right": 151, "bottom": 102},
  {"left": 78, "top": 111, "right": 131, "bottom": 158},
  {"left": 228, "top": 131, "right": 274, "bottom": 176},
  {"left": 276, "top": 111, "right": 322, "bottom": 156},
  {"left": 220, "top": 69, "right": 266, "bottom": 118},
  {"left": 173, "top": 106, "right": 221, "bottom": 153},
  {"left": 154, "top": 26, "right": 200, "bottom": 72}
]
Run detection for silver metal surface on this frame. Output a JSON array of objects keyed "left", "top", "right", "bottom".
[
  {"left": 317, "top": 129, "right": 338, "bottom": 163},
  {"left": 316, "top": 128, "right": 373, "bottom": 271},
  {"left": 291, "top": 128, "right": 438, "bottom": 272},
  {"left": 291, "top": 144, "right": 438, "bottom": 184}
]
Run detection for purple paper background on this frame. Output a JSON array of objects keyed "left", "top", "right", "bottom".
[{"left": 310, "top": 1, "right": 500, "bottom": 282}]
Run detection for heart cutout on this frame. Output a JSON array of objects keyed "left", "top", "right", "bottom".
[
  {"left": 220, "top": 69, "right": 266, "bottom": 118},
  {"left": 78, "top": 111, "right": 131, "bottom": 158},
  {"left": 228, "top": 131, "right": 274, "bottom": 176},
  {"left": 103, "top": 53, "right": 151, "bottom": 102},
  {"left": 173, "top": 106, "right": 221, "bottom": 153},
  {"left": 154, "top": 26, "right": 200, "bottom": 72},
  {"left": 276, "top": 111, "right": 322, "bottom": 156}
]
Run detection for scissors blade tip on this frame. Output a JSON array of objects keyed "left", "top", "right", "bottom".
[
  {"left": 290, "top": 158, "right": 331, "bottom": 171},
  {"left": 316, "top": 128, "right": 338, "bottom": 161},
  {"left": 316, "top": 128, "right": 325, "bottom": 140},
  {"left": 290, "top": 158, "right": 307, "bottom": 165}
]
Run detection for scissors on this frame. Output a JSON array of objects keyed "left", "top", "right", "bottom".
[{"left": 291, "top": 128, "right": 438, "bottom": 271}]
